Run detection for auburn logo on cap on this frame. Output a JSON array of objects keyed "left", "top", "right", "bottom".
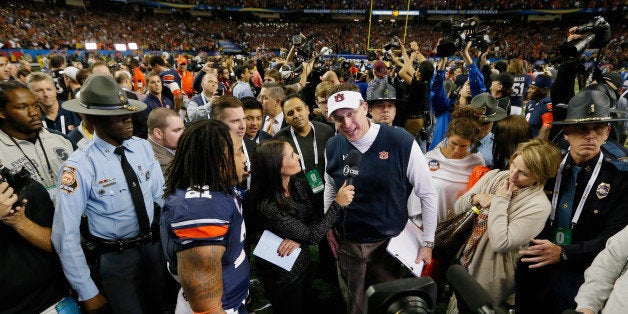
[{"left": 335, "top": 93, "right": 345, "bottom": 102}]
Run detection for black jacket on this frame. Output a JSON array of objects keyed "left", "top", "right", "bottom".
[{"left": 539, "top": 153, "right": 628, "bottom": 273}]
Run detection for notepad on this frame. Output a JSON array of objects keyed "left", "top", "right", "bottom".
[
  {"left": 387, "top": 219, "right": 424, "bottom": 277},
  {"left": 253, "top": 230, "right": 301, "bottom": 272}
]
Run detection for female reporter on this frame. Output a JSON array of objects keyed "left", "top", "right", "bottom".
[
  {"left": 425, "top": 106, "right": 485, "bottom": 222},
  {"left": 452, "top": 139, "right": 562, "bottom": 309},
  {"left": 248, "top": 139, "right": 354, "bottom": 314}
]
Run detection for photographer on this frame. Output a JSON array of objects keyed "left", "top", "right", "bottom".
[
  {"left": 548, "top": 17, "right": 625, "bottom": 155},
  {"left": 429, "top": 41, "right": 486, "bottom": 151},
  {"left": 395, "top": 41, "right": 434, "bottom": 140},
  {"left": 0, "top": 167, "right": 77, "bottom": 313},
  {"left": 263, "top": 59, "right": 314, "bottom": 94}
]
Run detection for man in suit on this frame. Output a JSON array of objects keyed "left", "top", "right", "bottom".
[
  {"left": 258, "top": 82, "right": 288, "bottom": 136},
  {"left": 147, "top": 108, "right": 184, "bottom": 174}
]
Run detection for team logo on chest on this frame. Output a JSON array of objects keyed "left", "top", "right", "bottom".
[{"left": 596, "top": 182, "right": 610, "bottom": 199}]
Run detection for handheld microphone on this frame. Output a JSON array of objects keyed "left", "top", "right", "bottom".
[
  {"left": 446, "top": 265, "right": 506, "bottom": 314},
  {"left": 342, "top": 150, "right": 361, "bottom": 185}
]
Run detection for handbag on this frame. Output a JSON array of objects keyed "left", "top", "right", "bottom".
[
  {"left": 435, "top": 165, "right": 489, "bottom": 259},
  {"left": 433, "top": 206, "right": 481, "bottom": 260},
  {"left": 426, "top": 206, "right": 480, "bottom": 281}
]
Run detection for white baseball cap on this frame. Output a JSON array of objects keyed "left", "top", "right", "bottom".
[
  {"left": 327, "top": 91, "right": 364, "bottom": 116},
  {"left": 60, "top": 66, "right": 79, "bottom": 81}
]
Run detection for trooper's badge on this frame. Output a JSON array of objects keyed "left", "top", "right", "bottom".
[{"left": 596, "top": 182, "right": 610, "bottom": 199}]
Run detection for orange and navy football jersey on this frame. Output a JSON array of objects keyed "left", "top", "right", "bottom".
[{"left": 160, "top": 186, "right": 249, "bottom": 310}]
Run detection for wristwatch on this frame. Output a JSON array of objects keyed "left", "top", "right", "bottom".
[
  {"left": 421, "top": 241, "right": 435, "bottom": 249},
  {"left": 560, "top": 246, "right": 568, "bottom": 262}
]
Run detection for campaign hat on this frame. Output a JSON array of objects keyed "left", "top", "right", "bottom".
[
  {"left": 62, "top": 74, "right": 146, "bottom": 115},
  {"left": 553, "top": 90, "right": 628, "bottom": 125}
]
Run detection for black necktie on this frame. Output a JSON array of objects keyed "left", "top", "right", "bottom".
[{"left": 114, "top": 146, "right": 150, "bottom": 234}]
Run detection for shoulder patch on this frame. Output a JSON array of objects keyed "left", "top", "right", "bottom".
[{"left": 60, "top": 166, "right": 78, "bottom": 194}]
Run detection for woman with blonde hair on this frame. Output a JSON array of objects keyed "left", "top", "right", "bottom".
[{"left": 451, "top": 139, "right": 562, "bottom": 311}]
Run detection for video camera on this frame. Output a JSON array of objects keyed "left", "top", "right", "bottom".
[
  {"left": 434, "top": 18, "right": 491, "bottom": 57},
  {"left": 0, "top": 166, "right": 31, "bottom": 194},
  {"left": 290, "top": 34, "right": 315, "bottom": 67},
  {"left": 365, "top": 277, "right": 437, "bottom": 314},
  {"left": 292, "top": 34, "right": 304, "bottom": 46},
  {"left": 382, "top": 36, "right": 401, "bottom": 62},
  {"left": 559, "top": 16, "right": 611, "bottom": 59}
]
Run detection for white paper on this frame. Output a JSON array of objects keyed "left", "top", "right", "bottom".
[
  {"left": 253, "top": 230, "right": 301, "bottom": 272},
  {"left": 387, "top": 219, "right": 424, "bottom": 277}
]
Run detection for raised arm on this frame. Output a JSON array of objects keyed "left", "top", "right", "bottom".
[
  {"left": 296, "top": 60, "right": 314, "bottom": 92},
  {"left": 430, "top": 56, "right": 453, "bottom": 117}
]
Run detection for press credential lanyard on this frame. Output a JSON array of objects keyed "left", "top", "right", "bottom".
[
  {"left": 290, "top": 123, "right": 318, "bottom": 170},
  {"left": 291, "top": 124, "right": 324, "bottom": 194},
  {"left": 550, "top": 152, "right": 603, "bottom": 228}
]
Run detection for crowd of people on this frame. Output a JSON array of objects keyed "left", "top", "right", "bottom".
[
  {"left": 1, "top": 1, "right": 627, "bottom": 70},
  {"left": 1, "top": 1, "right": 628, "bottom": 314},
  {"left": 167, "top": 0, "right": 623, "bottom": 10}
]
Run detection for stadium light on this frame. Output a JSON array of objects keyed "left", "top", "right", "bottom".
[
  {"left": 114, "top": 43, "right": 127, "bottom": 51},
  {"left": 128, "top": 43, "right": 138, "bottom": 50},
  {"left": 85, "top": 42, "right": 97, "bottom": 50}
]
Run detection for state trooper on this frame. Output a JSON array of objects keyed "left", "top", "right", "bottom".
[
  {"left": 516, "top": 90, "right": 628, "bottom": 314},
  {"left": 51, "top": 74, "right": 165, "bottom": 313}
]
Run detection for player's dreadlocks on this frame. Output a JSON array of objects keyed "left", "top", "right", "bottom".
[{"left": 164, "top": 119, "right": 237, "bottom": 197}]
